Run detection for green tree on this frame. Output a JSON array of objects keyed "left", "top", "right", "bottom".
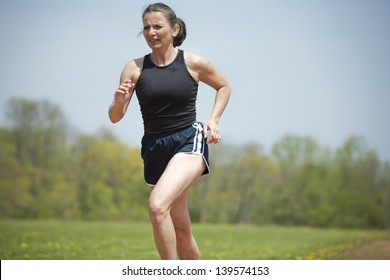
[
  {"left": 68, "top": 135, "right": 148, "bottom": 220},
  {"left": 6, "top": 98, "right": 67, "bottom": 168},
  {"left": 3, "top": 98, "right": 69, "bottom": 219},
  {"left": 270, "top": 135, "right": 324, "bottom": 225},
  {"left": 0, "top": 128, "right": 32, "bottom": 218},
  {"left": 331, "top": 137, "right": 387, "bottom": 228}
]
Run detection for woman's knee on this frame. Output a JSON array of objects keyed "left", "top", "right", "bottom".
[
  {"left": 148, "top": 200, "right": 169, "bottom": 224},
  {"left": 174, "top": 224, "right": 192, "bottom": 241}
]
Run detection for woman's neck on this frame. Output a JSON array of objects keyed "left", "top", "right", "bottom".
[{"left": 151, "top": 47, "right": 178, "bottom": 66}]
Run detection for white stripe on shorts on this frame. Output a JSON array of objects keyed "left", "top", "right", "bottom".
[{"left": 192, "top": 122, "right": 204, "bottom": 155}]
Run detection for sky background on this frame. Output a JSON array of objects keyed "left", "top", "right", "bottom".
[{"left": 1, "top": 0, "right": 389, "bottom": 161}]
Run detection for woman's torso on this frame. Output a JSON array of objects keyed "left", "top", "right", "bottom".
[{"left": 134, "top": 50, "right": 199, "bottom": 134}]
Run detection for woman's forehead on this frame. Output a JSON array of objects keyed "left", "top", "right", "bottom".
[{"left": 143, "top": 12, "right": 168, "bottom": 24}]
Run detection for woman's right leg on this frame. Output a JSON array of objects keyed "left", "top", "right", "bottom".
[{"left": 148, "top": 153, "right": 205, "bottom": 259}]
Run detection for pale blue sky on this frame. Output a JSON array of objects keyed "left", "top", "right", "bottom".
[{"left": 1, "top": 0, "right": 389, "bottom": 161}]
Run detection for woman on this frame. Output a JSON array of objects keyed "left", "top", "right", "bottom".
[{"left": 108, "top": 3, "right": 231, "bottom": 260}]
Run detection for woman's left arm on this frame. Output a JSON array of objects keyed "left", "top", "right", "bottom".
[{"left": 190, "top": 55, "right": 231, "bottom": 144}]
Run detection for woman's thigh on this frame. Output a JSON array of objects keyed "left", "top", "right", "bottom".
[{"left": 149, "top": 153, "right": 206, "bottom": 210}]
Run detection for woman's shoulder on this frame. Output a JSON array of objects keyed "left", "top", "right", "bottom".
[
  {"left": 127, "top": 56, "right": 145, "bottom": 69},
  {"left": 183, "top": 51, "right": 213, "bottom": 72},
  {"left": 120, "top": 56, "right": 145, "bottom": 84},
  {"left": 183, "top": 51, "right": 207, "bottom": 65}
]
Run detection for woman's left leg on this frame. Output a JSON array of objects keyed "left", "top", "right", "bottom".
[{"left": 171, "top": 191, "right": 201, "bottom": 260}]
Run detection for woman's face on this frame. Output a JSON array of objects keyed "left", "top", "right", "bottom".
[{"left": 143, "top": 12, "right": 178, "bottom": 50}]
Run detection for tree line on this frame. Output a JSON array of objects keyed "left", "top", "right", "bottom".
[{"left": 0, "top": 98, "right": 389, "bottom": 229}]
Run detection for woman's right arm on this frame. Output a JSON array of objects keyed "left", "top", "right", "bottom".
[{"left": 108, "top": 60, "right": 139, "bottom": 123}]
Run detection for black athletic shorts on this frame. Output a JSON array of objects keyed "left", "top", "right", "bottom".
[{"left": 140, "top": 122, "right": 210, "bottom": 186}]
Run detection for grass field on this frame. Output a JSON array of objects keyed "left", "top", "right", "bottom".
[{"left": 0, "top": 220, "right": 388, "bottom": 260}]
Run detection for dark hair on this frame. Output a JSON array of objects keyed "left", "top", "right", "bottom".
[{"left": 142, "top": 3, "right": 186, "bottom": 47}]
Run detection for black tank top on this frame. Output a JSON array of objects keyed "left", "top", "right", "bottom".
[{"left": 135, "top": 49, "right": 199, "bottom": 134}]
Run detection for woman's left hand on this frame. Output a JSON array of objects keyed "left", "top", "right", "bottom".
[{"left": 204, "top": 120, "right": 221, "bottom": 144}]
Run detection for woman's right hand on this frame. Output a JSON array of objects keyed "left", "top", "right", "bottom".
[
  {"left": 109, "top": 79, "right": 135, "bottom": 123},
  {"left": 114, "top": 79, "right": 134, "bottom": 105}
]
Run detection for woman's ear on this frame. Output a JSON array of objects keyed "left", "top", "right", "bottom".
[{"left": 173, "top": 23, "right": 180, "bottom": 37}]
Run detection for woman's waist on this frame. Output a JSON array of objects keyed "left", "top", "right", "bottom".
[{"left": 143, "top": 115, "right": 196, "bottom": 136}]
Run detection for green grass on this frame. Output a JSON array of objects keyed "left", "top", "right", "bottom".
[{"left": 0, "top": 220, "right": 388, "bottom": 260}]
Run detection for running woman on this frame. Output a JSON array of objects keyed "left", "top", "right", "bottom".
[{"left": 108, "top": 3, "right": 231, "bottom": 260}]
